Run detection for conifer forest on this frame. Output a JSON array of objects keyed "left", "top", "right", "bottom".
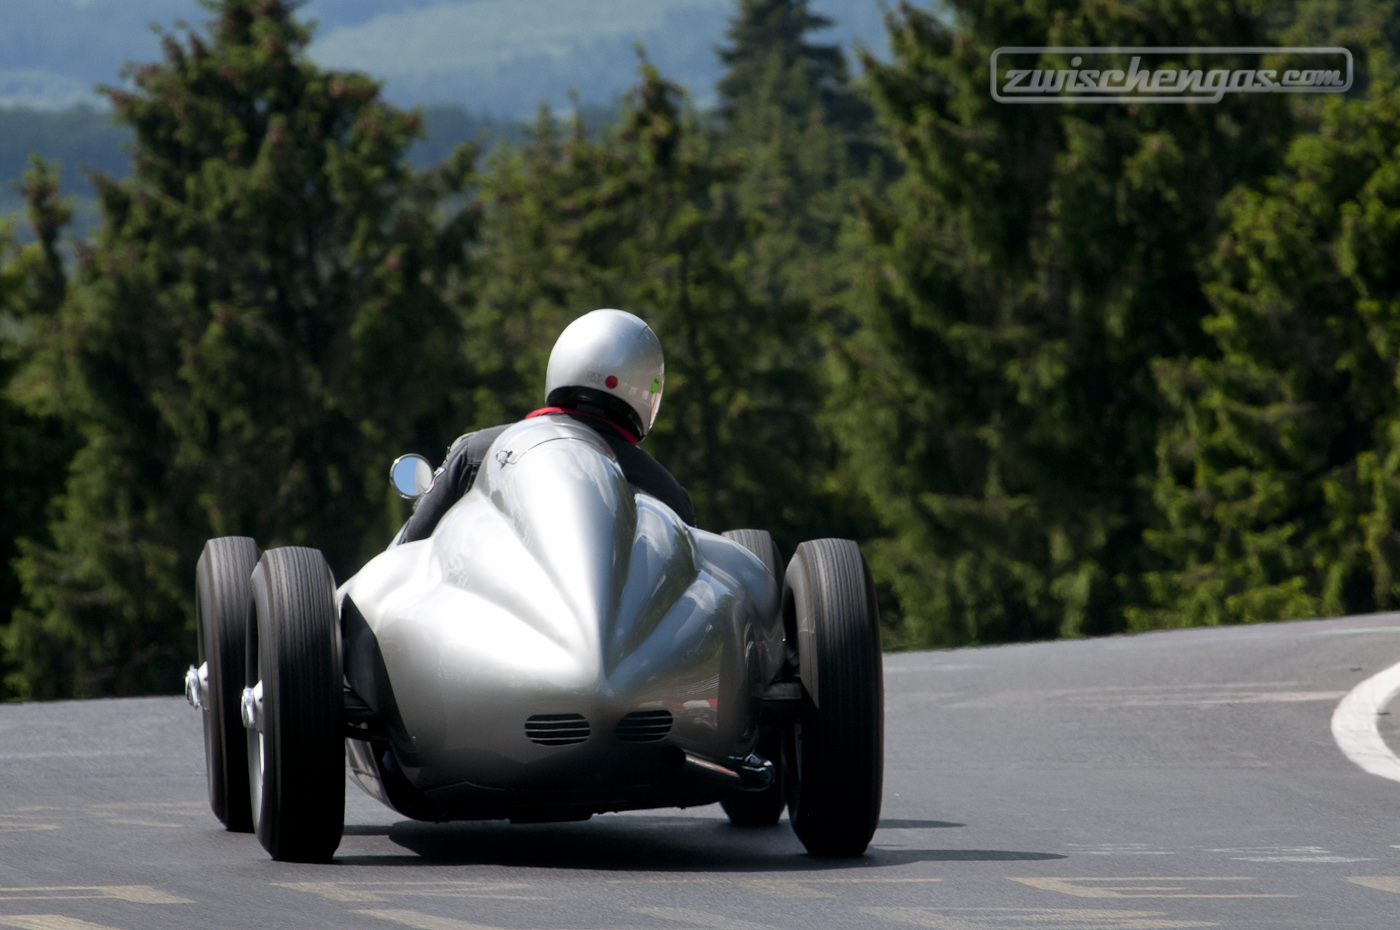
[{"left": 2, "top": 0, "right": 1399, "bottom": 699}]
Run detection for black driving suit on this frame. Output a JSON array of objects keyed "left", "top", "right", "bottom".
[{"left": 399, "top": 408, "right": 695, "bottom": 544}]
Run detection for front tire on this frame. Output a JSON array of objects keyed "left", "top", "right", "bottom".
[
  {"left": 782, "top": 538, "right": 883, "bottom": 857},
  {"left": 195, "top": 536, "right": 260, "bottom": 833},
  {"left": 246, "top": 547, "right": 345, "bottom": 862},
  {"left": 720, "top": 529, "right": 787, "bottom": 827}
]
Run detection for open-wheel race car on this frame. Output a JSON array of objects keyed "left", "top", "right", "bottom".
[{"left": 186, "top": 415, "right": 884, "bottom": 862}]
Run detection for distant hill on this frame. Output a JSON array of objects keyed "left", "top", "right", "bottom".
[
  {"left": 0, "top": 106, "right": 131, "bottom": 191},
  {"left": 0, "top": 106, "right": 128, "bottom": 238},
  {"left": 0, "top": 0, "right": 896, "bottom": 235},
  {"left": 0, "top": 103, "right": 529, "bottom": 239},
  {"left": 0, "top": 0, "right": 892, "bottom": 117}
]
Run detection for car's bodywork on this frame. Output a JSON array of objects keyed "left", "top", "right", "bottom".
[{"left": 338, "top": 415, "right": 786, "bottom": 822}]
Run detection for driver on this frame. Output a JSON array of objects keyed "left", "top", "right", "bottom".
[{"left": 399, "top": 308, "right": 696, "bottom": 543}]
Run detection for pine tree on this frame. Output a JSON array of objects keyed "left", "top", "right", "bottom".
[
  {"left": 0, "top": 159, "right": 78, "bottom": 633},
  {"left": 5, "top": 0, "right": 478, "bottom": 698},
  {"left": 717, "top": 0, "right": 868, "bottom": 139},
  {"left": 1138, "top": 85, "right": 1400, "bottom": 627},
  {"left": 710, "top": 0, "right": 886, "bottom": 554},
  {"left": 1273, "top": 0, "right": 1400, "bottom": 92},
  {"left": 468, "top": 64, "right": 843, "bottom": 547},
  {"left": 826, "top": 0, "right": 1297, "bottom": 646}
]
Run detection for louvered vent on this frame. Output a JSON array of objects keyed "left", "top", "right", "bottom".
[
  {"left": 615, "top": 709, "right": 673, "bottom": 742},
  {"left": 525, "top": 713, "right": 590, "bottom": 746}
]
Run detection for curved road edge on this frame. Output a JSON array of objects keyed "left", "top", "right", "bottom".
[{"left": 1333, "top": 658, "right": 1400, "bottom": 782}]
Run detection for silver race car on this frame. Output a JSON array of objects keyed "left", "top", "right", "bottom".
[{"left": 186, "top": 415, "right": 883, "bottom": 862}]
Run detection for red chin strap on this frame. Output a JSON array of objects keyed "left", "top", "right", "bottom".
[{"left": 526, "top": 406, "right": 639, "bottom": 445}]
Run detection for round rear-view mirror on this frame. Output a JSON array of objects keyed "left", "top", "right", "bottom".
[{"left": 390, "top": 454, "right": 434, "bottom": 500}]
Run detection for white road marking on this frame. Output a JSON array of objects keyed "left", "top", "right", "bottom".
[
  {"left": 0, "top": 919, "right": 127, "bottom": 930},
  {"left": 605, "top": 877, "right": 943, "bottom": 898},
  {"left": 1231, "top": 855, "right": 1377, "bottom": 862},
  {"left": 0, "top": 802, "right": 204, "bottom": 833},
  {"left": 1349, "top": 876, "right": 1400, "bottom": 893},
  {"left": 276, "top": 881, "right": 532, "bottom": 902},
  {"left": 0, "top": 822, "right": 59, "bottom": 832},
  {"left": 0, "top": 888, "right": 189, "bottom": 905},
  {"left": 731, "top": 880, "right": 834, "bottom": 899},
  {"left": 1065, "top": 844, "right": 1177, "bottom": 856},
  {"left": 356, "top": 909, "right": 776, "bottom": 930},
  {"left": 865, "top": 906, "right": 1217, "bottom": 929},
  {"left": 884, "top": 663, "right": 987, "bottom": 673},
  {"left": 1058, "top": 686, "right": 1345, "bottom": 708},
  {"left": 1006, "top": 877, "right": 1290, "bottom": 899},
  {"left": 1207, "top": 845, "right": 1376, "bottom": 863},
  {"left": 0, "top": 752, "right": 145, "bottom": 761},
  {"left": 1330, "top": 659, "right": 1400, "bottom": 782},
  {"left": 631, "top": 908, "right": 774, "bottom": 929},
  {"left": 1063, "top": 843, "right": 1376, "bottom": 861},
  {"left": 950, "top": 682, "right": 1347, "bottom": 710},
  {"left": 356, "top": 912, "right": 512, "bottom": 930},
  {"left": 89, "top": 802, "right": 204, "bottom": 813}
]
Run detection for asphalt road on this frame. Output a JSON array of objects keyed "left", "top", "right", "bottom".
[{"left": 4, "top": 614, "right": 1400, "bottom": 930}]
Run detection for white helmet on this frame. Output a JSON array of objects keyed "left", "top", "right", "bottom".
[{"left": 545, "top": 309, "right": 665, "bottom": 438}]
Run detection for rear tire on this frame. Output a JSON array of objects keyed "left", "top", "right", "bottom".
[
  {"left": 720, "top": 529, "right": 787, "bottom": 827},
  {"left": 195, "top": 536, "right": 260, "bottom": 833},
  {"left": 782, "top": 538, "right": 883, "bottom": 857},
  {"left": 246, "top": 547, "right": 345, "bottom": 862},
  {"left": 720, "top": 730, "right": 786, "bottom": 826}
]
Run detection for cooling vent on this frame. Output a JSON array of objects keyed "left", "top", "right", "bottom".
[
  {"left": 525, "top": 713, "right": 590, "bottom": 746},
  {"left": 615, "top": 709, "right": 673, "bottom": 742}
]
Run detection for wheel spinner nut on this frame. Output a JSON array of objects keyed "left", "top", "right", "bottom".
[{"left": 240, "top": 683, "right": 262, "bottom": 730}]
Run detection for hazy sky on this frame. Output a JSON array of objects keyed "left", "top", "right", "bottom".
[{"left": 0, "top": 0, "right": 893, "bottom": 115}]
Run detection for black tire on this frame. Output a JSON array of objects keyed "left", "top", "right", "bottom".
[
  {"left": 245, "top": 547, "right": 345, "bottom": 862},
  {"left": 720, "top": 529, "right": 786, "bottom": 827},
  {"left": 782, "top": 538, "right": 883, "bottom": 857},
  {"left": 720, "top": 729, "right": 786, "bottom": 826},
  {"left": 195, "top": 536, "right": 260, "bottom": 833}
]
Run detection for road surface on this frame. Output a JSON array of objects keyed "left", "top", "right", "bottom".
[{"left": 3, "top": 614, "right": 1400, "bottom": 929}]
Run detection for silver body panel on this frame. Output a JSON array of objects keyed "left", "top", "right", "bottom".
[{"left": 337, "top": 417, "right": 783, "bottom": 819}]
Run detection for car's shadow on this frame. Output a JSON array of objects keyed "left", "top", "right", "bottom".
[{"left": 331, "top": 814, "right": 1064, "bottom": 870}]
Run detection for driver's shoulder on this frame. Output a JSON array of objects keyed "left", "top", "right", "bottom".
[{"left": 447, "top": 422, "right": 514, "bottom": 464}]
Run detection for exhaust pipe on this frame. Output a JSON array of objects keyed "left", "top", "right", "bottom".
[{"left": 662, "top": 747, "right": 775, "bottom": 792}]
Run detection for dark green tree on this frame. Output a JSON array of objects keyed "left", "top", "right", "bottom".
[
  {"left": 0, "top": 159, "right": 78, "bottom": 634},
  {"left": 711, "top": 1, "right": 886, "bottom": 558},
  {"left": 825, "top": 0, "right": 1298, "bottom": 647},
  {"left": 468, "top": 65, "right": 843, "bottom": 547},
  {"left": 717, "top": 0, "right": 870, "bottom": 139},
  {"left": 714, "top": 0, "right": 884, "bottom": 314},
  {"left": 1138, "top": 85, "right": 1400, "bottom": 627},
  {"left": 5, "top": 0, "right": 478, "bottom": 699},
  {"left": 1272, "top": 0, "right": 1400, "bottom": 92}
]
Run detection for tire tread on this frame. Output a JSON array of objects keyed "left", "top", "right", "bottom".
[
  {"left": 250, "top": 546, "right": 344, "bottom": 862},
  {"left": 785, "top": 538, "right": 883, "bottom": 857},
  {"left": 196, "top": 536, "right": 260, "bottom": 833}
]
